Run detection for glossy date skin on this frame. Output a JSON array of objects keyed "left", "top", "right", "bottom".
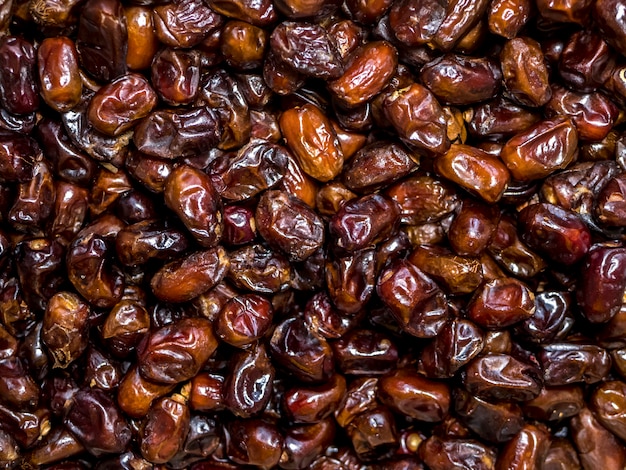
[{"left": 136, "top": 317, "right": 218, "bottom": 385}]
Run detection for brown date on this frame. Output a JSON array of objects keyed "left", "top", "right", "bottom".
[
  {"left": 279, "top": 104, "right": 344, "bottom": 182},
  {"left": 153, "top": 0, "right": 222, "bottom": 49},
  {"left": 150, "top": 247, "right": 229, "bottom": 303},
  {"left": 269, "top": 316, "right": 334, "bottom": 383},
  {"left": 37, "top": 37, "right": 82, "bottom": 113},
  {"left": 0, "top": 36, "right": 39, "bottom": 115},
  {"left": 270, "top": 21, "right": 343, "bottom": 79},
  {"left": 577, "top": 245, "right": 626, "bottom": 323},
  {"left": 379, "top": 369, "right": 450, "bottom": 422},
  {"left": 87, "top": 73, "right": 157, "bottom": 137},
  {"left": 500, "top": 117, "right": 578, "bottom": 182},
  {"left": 463, "top": 353, "right": 543, "bottom": 402},
  {"left": 434, "top": 144, "right": 510, "bottom": 203},
  {"left": 377, "top": 259, "right": 448, "bottom": 338},
  {"left": 140, "top": 396, "right": 190, "bottom": 464},
  {"left": 76, "top": 0, "right": 127, "bottom": 82},
  {"left": 64, "top": 388, "right": 131, "bottom": 457},
  {"left": 137, "top": 317, "right": 218, "bottom": 384},
  {"left": 42, "top": 292, "right": 90, "bottom": 369},
  {"left": 215, "top": 294, "right": 273, "bottom": 348},
  {"left": 328, "top": 41, "right": 398, "bottom": 107},
  {"left": 224, "top": 342, "right": 275, "bottom": 417},
  {"left": 421, "top": 54, "right": 501, "bottom": 106},
  {"left": 329, "top": 194, "right": 399, "bottom": 252},
  {"left": 500, "top": 37, "right": 552, "bottom": 107},
  {"left": 134, "top": 107, "right": 222, "bottom": 160},
  {"left": 383, "top": 83, "right": 450, "bottom": 156},
  {"left": 571, "top": 407, "right": 626, "bottom": 470},
  {"left": 164, "top": 165, "right": 223, "bottom": 248},
  {"left": 124, "top": 6, "right": 160, "bottom": 71}
]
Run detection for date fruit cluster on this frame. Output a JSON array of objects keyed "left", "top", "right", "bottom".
[{"left": 1, "top": 0, "right": 626, "bottom": 468}]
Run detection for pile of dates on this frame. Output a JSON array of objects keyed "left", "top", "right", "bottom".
[{"left": 3, "top": 0, "right": 626, "bottom": 467}]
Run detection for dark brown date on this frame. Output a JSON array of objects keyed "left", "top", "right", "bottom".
[
  {"left": 134, "top": 107, "right": 222, "bottom": 160},
  {"left": 518, "top": 203, "right": 591, "bottom": 266},
  {"left": 284, "top": 374, "right": 346, "bottom": 423},
  {"left": 0, "top": 36, "right": 39, "bottom": 115},
  {"left": 270, "top": 22, "right": 343, "bottom": 79},
  {"left": 577, "top": 245, "right": 626, "bottom": 323},
  {"left": 379, "top": 369, "right": 450, "bottom": 422},
  {"left": 329, "top": 194, "right": 399, "bottom": 252},
  {"left": 539, "top": 343, "right": 611, "bottom": 385},
  {"left": 224, "top": 419, "right": 283, "bottom": 468},
  {"left": 269, "top": 316, "right": 334, "bottom": 383},
  {"left": 256, "top": 190, "right": 324, "bottom": 262},
  {"left": 76, "top": 0, "right": 127, "bottom": 82},
  {"left": 224, "top": 342, "right": 275, "bottom": 417},
  {"left": 377, "top": 259, "right": 448, "bottom": 338},
  {"left": 501, "top": 117, "right": 578, "bottom": 181},
  {"left": 164, "top": 165, "right": 223, "bottom": 248},
  {"left": 570, "top": 407, "right": 626, "bottom": 470},
  {"left": 64, "top": 388, "right": 131, "bottom": 457},
  {"left": 421, "top": 54, "right": 501, "bottom": 105},
  {"left": 454, "top": 388, "right": 524, "bottom": 443},
  {"left": 420, "top": 318, "right": 485, "bottom": 378},
  {"left": 210, "top": 141, "right": 288, "bottom": 201},
  {"left": 137, "top": 317, "right": 218, "bottom": 384},
  {"left": 463, "top": 353, "right": 542, "bottom": 402}
]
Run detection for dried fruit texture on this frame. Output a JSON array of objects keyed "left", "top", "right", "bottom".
[{"left": 2, "top": 1, "right": 626, "bottom": 468}]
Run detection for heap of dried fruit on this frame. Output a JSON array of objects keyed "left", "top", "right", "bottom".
[{"left": 1, "top": 0, "right": 626, "bottom": 468}]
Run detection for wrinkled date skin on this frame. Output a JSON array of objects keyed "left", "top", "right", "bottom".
[
  {"left": 140, "top": 396, "right": 190, "bottom": 464},
  {"left": 87, "top": 73, "right": 158, "bottom": 136},
  {"left": 137, "top": 317, "right": 218, "bottom": 384},
  {"left": 279, "top": 104, "right": 344, "bottom": 182},
  {"left": 76, "top": 0, "right": 127, "bottom": 82},
  {"left": 64, "top": 388, "right": 131, "bottom": 457},
  {"left": 421, "top": 54, "right": 502, "bottom": 106},
  {"left": 518, "top": 203, "right": 591, "bottom": 265},
  {"left": 328, "top": 41, "right": 398, "bottom": 107},
  {"left": 256, "top": 190, "right": 324, "bottom": 262},
  {"left": 500, "top": 117, "right": 578, "bottom": 181},
  {"left": 577, "top": 245, "right": 626, "bottom": 323},
  {"left": 224, "top": 342, "right": 275, "bottom": 417},
  {"left": 383, "top": 83, "right": 450, "bottom": 156},
  {"left": 150, "top": 247, "right": 230, "bottom": 303},
  {"left": 377, "top": 259, "right": 449, "bottom": 338},
  {"left": 37, "top": 37, "right": 82, "bottom": 112},
  {"left": 329, "top": 194, "right": 400, "bottom": 252},
  {"left": 434, "top": 144, "right": 510, "bottom": 203},
  {"left": 164, "top": 165, "right": 223, "bottom": 248},
  {"left": 0, "top": 36, "right": 39, "bottom": 115},
  {"left": 41, "top": 292, "right": 91, "bottom": 368},
  {"left": 270, "top": 21, "right": 343, "bottom": 79},
  {"left": 134, "top": 107, "right": 222, "bottom": 160},
  {"left": 500, "top": 37, "right": 552, "bottom": 107},
  {"left": 66, "top": 217, "right": 125, "bottom": 309}
]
